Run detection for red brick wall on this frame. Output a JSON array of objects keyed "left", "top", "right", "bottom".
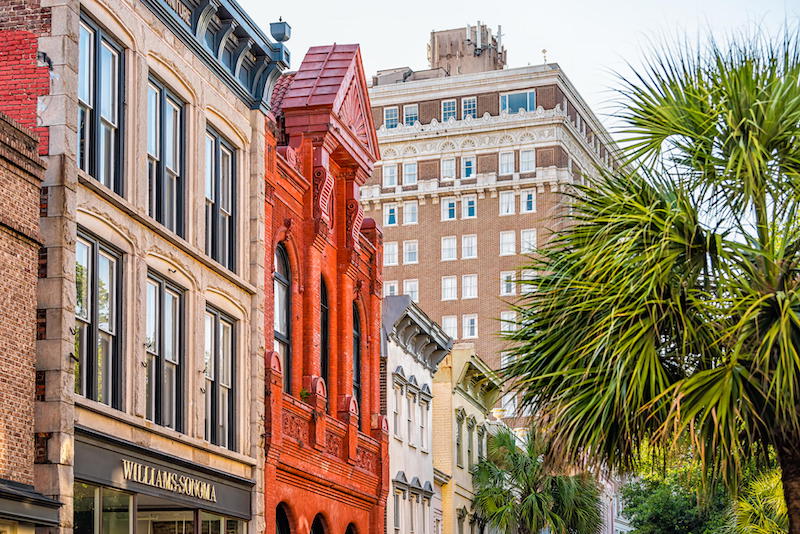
[{"left": 0, "top": 113, "right": 44, "bottom": 486}]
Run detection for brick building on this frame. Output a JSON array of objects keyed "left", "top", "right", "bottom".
[
  {"left": 264, "top": 44, "right": 388, "bottom": 534},
  {"left": 361, "top": 27, "right": 616, "bottom": 429},
  {"left": 1, "top": 0, "right": 289, "bottom": 533},
  {"left": 0, "top": 113, "right": 60, "bottom": 534}
]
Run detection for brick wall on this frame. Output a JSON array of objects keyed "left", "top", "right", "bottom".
[{"left": 0, "top": 112, "right": 44, "bottom": 486}]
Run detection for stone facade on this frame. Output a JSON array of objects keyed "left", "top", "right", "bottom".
[
  {"left": 0, "top": 112, "right": 60, "bottom": 533},
  {"left": 382, "top": 296, "right": 451, "bottom": 534},
  {"left": 264, "top": 44, "right": 388, "bottom": 534},
  {"left": 431, "top": 343, "right": 501, "bottom": 534}
]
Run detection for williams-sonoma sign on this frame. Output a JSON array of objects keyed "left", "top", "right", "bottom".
[{"left": 122, "top": 459, "right": 218, "bottom": 503}]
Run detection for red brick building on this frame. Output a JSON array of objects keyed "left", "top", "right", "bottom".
[{"left": 264, "top": 44, "right": 388, "bottom": 534}]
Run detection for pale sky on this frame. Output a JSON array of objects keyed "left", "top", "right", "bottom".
[{"left": 241, "top": 0, "right": 796, "bottom": 133}]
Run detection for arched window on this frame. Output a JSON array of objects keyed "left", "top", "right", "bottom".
[
  {"left": 276, "top": 504, "right": 291, "bottom": 534},
  {"left": 320, "top": 278, "right": 329, "bottom": 389},
  {"left": 274, "top": 244, "right": 291, "bottom": 392},
  {"left": 310, "top": 515, "right": 326, "bottom": 534},
  {"left": 352, "top": 303, "right": 362, "bottom": 414}
]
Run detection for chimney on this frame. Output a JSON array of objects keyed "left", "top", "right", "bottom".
[
  {"left": 476, "top": 20, "right": 482, "bottom": 49},
  {"left": 465, "top": 24, "right": 471, "bottom": 41}
]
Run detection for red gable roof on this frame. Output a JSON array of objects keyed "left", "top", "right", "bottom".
[{"left": 269, "top": 72, "right": 295, "bottom": 116}]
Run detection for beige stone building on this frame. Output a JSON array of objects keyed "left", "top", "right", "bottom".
[
  {"left": 12, "top": 0, "right": 290, "bottom": 531},
  {"left": 431, "top": 343, "right": 501, "bottom": 534},
  {"left": 362, "top": 28, "right": 615, "bottom": 427}
]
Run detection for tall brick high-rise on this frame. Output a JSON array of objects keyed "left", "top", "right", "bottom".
[{"left": 361, "top": 25, "right": 617, "bottom": 430}]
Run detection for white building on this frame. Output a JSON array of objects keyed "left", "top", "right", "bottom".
[{"left": 383, "top": 296, "right": 453, "bottom": 534}]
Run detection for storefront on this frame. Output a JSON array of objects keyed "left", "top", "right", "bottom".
[{"left": 74, "top": 428, "right": 253, "bottom": 534}]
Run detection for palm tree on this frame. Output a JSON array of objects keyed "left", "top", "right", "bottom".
[
  {"left": 503, "top": 31, "right": 800, "bottom": 533},
  {"left": 471, "top": 427, "right": 603, "bottom": 534},
  {"left": 729, "top": 469, "right": 788, "bottom": 534}
]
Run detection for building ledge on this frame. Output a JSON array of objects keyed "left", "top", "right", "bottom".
[{"left": 0, "top": 479, "right": 60, "bottom": 527}]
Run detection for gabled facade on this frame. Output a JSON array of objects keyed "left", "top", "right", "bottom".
[
  {"left": 382, "top": 296, "right": 452, "bottom": 534},
  {"left": 264, "top": 44, "right": 387, "bottom": 534}
]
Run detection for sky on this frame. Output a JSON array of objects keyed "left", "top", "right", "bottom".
[{"left": 241, "top": 0, "right": 797, "bottom": 133}]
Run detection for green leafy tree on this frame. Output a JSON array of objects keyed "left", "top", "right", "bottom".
[
  {"left": 729, "top": 469, "right": 788, "bottom": 534},
  {"left": 471, "top": 427, "right": 603, "bottom": 534},
  {"left": 503, "top": 31, "right": 800, "bottom": 532}
]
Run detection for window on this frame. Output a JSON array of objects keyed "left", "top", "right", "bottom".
[
  {"left": 147, "top": 78, "right": 183, "bottom": 234},
  {"left": 520, "top": 189, "right": 536, "bottom": 213},
  {"left": 462, "top": 235, "right": 478, "bottom": 259},
  {"left": 384, "top": 242, "right": 399, "bottom": 266},
  {"left": 520, "top": 150, "right": 535, "bottom": 172},
  {"left": 384, "top": 203, "right": 398, "bottom": 226},
  {"left": 441, "top": 236, "right": 457, "bottom": 261},
  {"left": 409, "top": 496, "right": 416, "bottom": 533},
  {"left": 521, "top": 229, "right": 537, "bottom": 253},
  {"left": 501, "top": 353, "right": 516, "bottom": 413},
  {"left": 499, "top": 191, "right": 515, "bottom": 215},
  {"left": 403, "top": 201, "right": 418, "bottom": 225},
  {"left": 462, "top": 97, "right": 477, "bottom": 119},
  {"left": 456, "top": 416, "right": 464, "bottom": 467},
  {"left": 441, "top": 158, "right": 456, "bottom": 180},
  {"left": 462, "top": 274, "right": 477, "bottom": 299},
  {"left": 521, "top": 270, "right": 536, "bottom": 294},
  {"left": 477, "top": 428, "right": 485, "bottom": 460},
  {"left": 441, "top": 276, "right": 457, "bottom": 301},
  {"left": 145, "top": 272, "right": 183, "bottom": 430},
  {"left": 74, "top": 231, "right": 121, "bottom": 408},
  {"left": 353, "top": 304, "right": 362, "bottom": 412},
  {"left": 273, "top": 244, "right": 291, "bottom": 392},
  {"left": 462, "top": 195, "right": 477, "bottom": 219},
  {"left": 441, "top": 99, "right": 457, "bottom": 121},
  {"left": 383, "top": 164, "right": 398, "bottom": 187},
  {"left": 462, "top": 157, "right": 475, "bottom": 178},
  {"left": 500, "top": 90, "right": 536, "bottom": 113},
  {"left": 384, "top": 280, "right": 399, "bottom": 297},
  {"left": 393, "top": 492, "right": 402, "bottom": 531},
  {"left": 204, "top": 306, "right": 235, "bottom": 449},
  {"left": 320, "top": 279, "right": 329, "bottom": 389},
  {"left": 499, "top": 152, "right": 515, "bottom": 175},
  {"left": 463, "top": 314, "right": 478, "bottom": 338},
  {"left": 393, "top": 386, "right": 403, "bottom": 437},
  {"left": 441, "top": 197, "right": 457, "bottom": 221},
  {"left": 384, "top": 106, "right": 399, "bottom": 129},
  {"left": 404, "top": 279, "right": 419, "bottom": 303},
  {"left": 442, "top": 316, "right": 457, "bottom": 339},
  {"left": 500, "top": 231, "right": 516, "bottom": 255},
  {"left": 78, "top": 17, "right": 123, "bottom": 193},
  {"left": 403, "top": 163, "right": 418, "bottom": 185},
  {"left": 500, "top": 271, "right": 516, "bottom": 296},
  {"left": 204, "top": 129, "right": 235, "bottom": 270},
  {"left": 403, "top": 240, "right": 418, "bottom": 264},
  {"left": 501, "top": 311, "right": 516, "bottom": 333},
  {"left": 467, "top": 424, "right": 474, "bottom": 469},
  {"left": 407, "top": 395, "right": 414, "bottom": 446},
  {"left": 404, "top": 104, "right": 419, "bottom": 125}
]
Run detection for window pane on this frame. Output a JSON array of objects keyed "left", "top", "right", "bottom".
[
  {"left": 164, "top": 289, "right": 179, "bottom": 363},
  {"left": 220, "top": 320, "right": 232, "bottom": 387},
  {"left": 147, "top": 85, "right": 160, "bottom": 158},
  {"left": 99, "top": 43, "right": 118, "bottom": 123},
  {"left": 102, "top": 487, "right": 131, "bottom": 534},
  {"left": 96, "top": 330, "right": 113, "bottom": 404},
  {"left": 99, "top": 122, "right": 115, "bottom": 188},
  {"left": 205, "top": 135, "right": 215, "bottom": 200},
  {"left": 97, "top": 252, "right": 115, "bottom": 333},
  {"left": 165, "top": 100, "right": 180, "bottom": 173},
  {"left": 204, "top": 312, "right": 215, "bottom": 379},
  {"left": 78, "top": 25, "right": 94, "bottom": 105},
  {"left": 76, "top": 240, "right": 91, "bottom": 320},
  {"left": 146, "top": 280, "right": 158, "bottom": 353},
  {"left": 220, "top": 147, "right": 232, "bottom": 213},
  {"left": 274, "top": 279, "right": 289, "bottom": 336},
  {"left": 73, "top": 483, "right": 97, "bottom": 534}
]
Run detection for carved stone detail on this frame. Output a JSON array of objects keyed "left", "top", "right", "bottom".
[
  {"left": 324, "top": 431, "right": 344, "bottom": 458},
  {"left": 345, "top": 199, "right": 363, "bottom": 252},
  {"left": 354, "top": 446, "right": 377, "bottom": 473},
  {"left": 282, "top": 410, "right": 309, "bottom": 443},
  {"left": 312, "top": 166, "right": 334, "bottom": 236}
]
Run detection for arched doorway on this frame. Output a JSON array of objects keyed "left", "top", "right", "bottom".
[
  {"left": 276, "top": 504, "right": 291, "bottom": 534},
  {"left": 344, "top": 524, "right": 357, "bottom": 534},
  {"left": 310, "top": 514, "right": 326, "bottom": 534}
]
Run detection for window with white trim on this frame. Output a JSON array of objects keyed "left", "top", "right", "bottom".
[
  {"left": 520, "top": 189, "right": 536, "bottom": 213},
  {"left": 394, "top": 491, "right": 402, "bottom": 531},
  {"left": 500, "top": 231, "right": 516, "bottom": 255},
  {"left": 383, "top": 164, "right": 398, "bottom": 187},
  {"left": 403, "top": 201, "right": 418, "bottom": 225},
  {"left": 461, "top": 195, "right": 476, "bottom": 219},
  {"left": 441, "top": 236, "right": 457, "bottom": 261},
  {"left": 500, "top": 90, "right": 536, "bottom": 113},
  {"left": 442, "top": 99, "right": 457, "bottom": 121},
  {"left": 520, "top": 149, "right": 535, "bottom": 172},
  {"left": 501, "top": 311, "right": 516, "bottom": 333},
  {"left": 462, "top": 274, "right": 477, "bottom": 299},
  {"left": 500, "top": 271, "right": 516, "bottom": 296},
  {"left": 384, "top": 280, "right": 399, "bottom": 297},
  {"left": 403, "top": 240, "right": 419, "bottom": 264},
  {"left": 384, "top": 106, "right": 399, "bottom": 129},
  {"left": 441, "top": 197, "right": 457, "bottom": 221},
  {"left": 419, "top": 401, "right": 428, "bottom": 450},
  {"left": 521, "top": 228, "right": 537, "bottom": 253},
  {"left": 404, "top": 104, "right": 419, "bottom": 125},
  {"left": 521, "top": 270, "right": 536, "bottom": 294},
  {"left": 441, "top": 276, "right": 457, "bottom": 301},
  {"left": 462, "top": 235, "right": 477, "bottom": 259},
  {"left": 442, "top": 316, "right": 457, "bottom": 339},
  {"left": 463, "top": 315, "right": 478, "bottom": 338},
  {"left": 403, "top": 279, "right": 419, "bottom": 303},
  {"left": 441, "top": 158, "right": 456, "bottom": 180},
  {"left": 407, "top": 394, "right": 415, "bottom": 446},
  {"left": 384, "top": 203, "right": 398, "bottom": 226},
  {"left": 499, "top": 191, "right": 515, "bottom": 215},
  {"left": 403, "top": 163, "right": 418, "bottom": 185},
  {"left": 462, "top": 96, "right": 477, "bottom": 119},
  {"left": 393, "top": 386, "right": 403, "bottom": 438},
  {"left": 384, "top": 242, "right": 398, "bottom": 266},
  {"left": 462, "top": 156, "right": 475, "bottom": 178},
  {"left": 499, "top": 152, "right": 515, "bottom": 175}
]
